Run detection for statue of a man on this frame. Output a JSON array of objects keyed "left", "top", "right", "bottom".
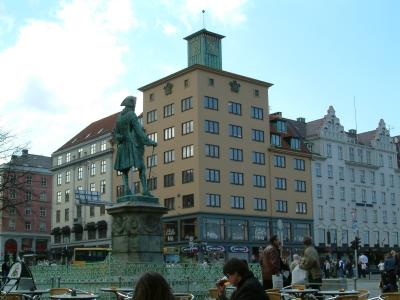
[{"left": 114, "top": 96, "right": 157, "bottom": 196}]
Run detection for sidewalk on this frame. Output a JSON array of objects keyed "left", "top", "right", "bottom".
[{"left": 346, "top": 275, "right": 381, "bottom": 297}]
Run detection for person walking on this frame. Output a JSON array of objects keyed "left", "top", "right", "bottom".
[
  {"left": 260, "top": 235, "right": 281, "bottom": 289},
  {"left": 300, "top": 236, "right": 322, "bottom": 290},
  {"left": 216, "top": 258, "right": 267, "bottom": 300}
]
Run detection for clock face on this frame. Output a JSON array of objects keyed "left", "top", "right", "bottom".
[{"left": 207, "top": 38, "right": 218, "bottom": 55}]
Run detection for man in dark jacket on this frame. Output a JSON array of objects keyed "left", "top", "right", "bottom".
[
  {"left": 217, "top": 258, "right": 267, "bottom": 300},
  {"left": 261, "top": 235, "right": 281, "bottom": 289}
]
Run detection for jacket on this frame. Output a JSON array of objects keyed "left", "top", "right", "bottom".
[
  {"left": 300, "top": 245, "right": 321, "bottom": 280},
  {"left": 218, "top": 271, "right": 267, "bottom": 300},
  {"left": 261, "top": 245, "right": 281, "bottom": 280}
]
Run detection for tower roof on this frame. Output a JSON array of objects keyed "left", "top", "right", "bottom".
[{"left": 184, "top": 29, "right": 225, "bottom": 41}]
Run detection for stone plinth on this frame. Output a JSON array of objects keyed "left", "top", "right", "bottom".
[{"left": 106, "top": 196, "right": 167, "bottom": 263}]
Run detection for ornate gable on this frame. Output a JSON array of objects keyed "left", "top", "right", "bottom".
[{"left": 319, "top": 106, "right": 346, "bottom": 141}]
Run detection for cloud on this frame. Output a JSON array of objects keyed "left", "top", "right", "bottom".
[
  {"left": 163, "top": 23, "right": 178, "bottom": 35},
  {"left": 0, "top": 0, "right": 138, "bottom": 155}
]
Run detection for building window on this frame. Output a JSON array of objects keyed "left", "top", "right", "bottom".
[
  {"left": 253, "top": 175, "right": 266, "bottom": 188},
  {"left": 391, "top": 193, "right": 396, "bottom": 205},
  {"left": 229, "top": 124, "right": 242, "bottom": 138},
  {"left": 203, "top": 96, "right": 218, "bottom": 110},
  {"left": 389, "top": 155, "right": 393, "bottom": 168},
  {"left": 164, "top": 173, "right": 175, "bottom": 187},
  {"left": 295, "top": 180, "right": 306, "bottom": 192},
  {"left": 328, "top": 185, "right": 334, "bottom": 198},
  {"left": 100, "top": 160, "right": 106, "bottom": 174},
  {"left": 26, "top": 175, "right": 32, "bottom": 185},
  {"left": 41, "top": 177, "right": 47, "bottom": 187},
  {"left": 349, "top": 147, "right": 355, "bottom": 161},
  {"left": 163, "top": 103, "right": 174, "bottom": 118},
  {"left": 182, "top": 120, "right": 194, "bottom": 135},
  {"left": 380, "top": 173, "right": 385, "bottom": 186},
  {"left": 251, "top": 106, "right": 264, "bottom": 120},
  {"left": 315, "top": 163, "right": 321, "bottom": 177},
  {"left": 252, "top": 129, "right": 264, "bottom": 142},
  {"left": 296, "top": 202, "right": 307, "bottom": 214},
  {"left": 182, "top": 145, "right": 194, "bottom": 159},
  {"left": 205, "top": 169, "right": 220, "bottom": 182},
  {"left": 65, "top": 208, "right": 70, "bottom": 221},
  {"left": 40, "top": 191, "right": 47, "bottom": 202},
  {"left": 254, "top": 198, "right": 267, "bottom": 211},
  {"left": 147, "top": 154, "right": 157, "bottom": 168},
  {"left": 273, "top": 155, "right": 285, "bottom": 168},
  {"left": 147, "top": 132, "right": 158, "bottom": 142},
  {"left": 65, "top": 189, "right": 70, "bottom": 202},
  {"left": 291, "top": 138, "right": 301, "bottom": 150},
  {"left": 338, "top": 167, "right": 344, "bottom": 180},
  {"left": 340, "top": 187, "right": 345, "bottom": 201},
  {"left": 90, "top": 144, "right": 96, "bottom": 155},
  {"left": 360, "top": 170, "right": 365, "bottom": 183},
  {"left": 350, "top": 168, "right": 355, "bottom": 182},
  {"left": 57, "top": 173, "right": 62, "bottom": 186},
  {"left": 276, "top": 120, "right": 287, "bottom": 133},
  {"left": 149, "top": 93, "right": 154, "bottom": 101},
  {"left": 164, "top": 149, "right": 175, "bottom": 164},
  {"left": 390, "top": 175, "right": 394, "bottom": 187},
  {"left": 252, "top": 151, "right": 265, "bottom": 165},
  {"left": 276, "top": 200, "right": 288, "bottom": 213},
  {"left": 182, "top": 169, "right": 194, "bottom": 184},
  {"left": 55, "top": 191, "right": 62, "bottom": 203},
  {"left": 57, "top": 156, "right": 63, "bottom": 166},
  {"left": 254, "top": 89, "right": 260, "bottom": 97},
  {"left": 294, "top": 159, "right": 305, "bottom": 171},
  {"left": 65, "top": 170, "right": 71, "bottom": 183},
  {"left": 184, "top": 79, "right": 189, "bottom": 87},
  {"left": 78, "top": 167, "right": 83, "bottom": 180},
  {"left": 208, "top": 78, "right": 214, "bottom": 86},
  {"left": 228, "top": 101, "right": 242, "bottom": 115},
  {"left": 231, "top": 196, "right": 244, "bottom": 209},
  {"left": 326, "top": 144, "right": 332, "bottom": 157},
  {"left": 316, "top": 184, "right": 322, "bottom": 198},
  {"left": 100, "top": 180, "right": 106, "bottom": 194},
  {"left": 78, "top": 148, "right": 83, "bottom": 158},
  {"left": 270, "top": 134, "right": 281, "bottom": 147},
  {"left": 25, "top": 222, "right": 32, "bottom": 231},
  {"left": 358, "top": 148, "right": 364, "bottom": 162},
  {"left": 338, "top": 146, "right": 343, "bottom": 160},
  {"left": 205, "top": 144, "right": 220, "bottom": 158},
  {"left": 327, "top": 164, "right": 333, "bottom": 178},
  {"left": 379, "top": 154, "right": 384, "bottom": 167},
  {"left": 329, "top": 207, "right": 335, "bottom": 220},
  {"left": 89, "top": 183, "right": 95, "bottom": 192},
  {"left": 182, "top": 194, "right": 194, "bottom": 208},
  {"left": 382, "top": 192, "right": 386, "bottom": 204},
  {"left": 181, "top": 97, "right": 193, "bottom": 111},
  {"left": 230, "top": 172, "right": 244, "bottom": 185},
  {"left": 66, "top": 152, "right": 71, "bottom": 162},
  {"left": 229, "top": 148, "right": 243, "bottom": 161},
  {"left": 164, "top": 127, "right": 175, "bottom": 140},
  {"left": 204, "top": 120, "right": 219, "bottom": 134},
  {"left": 25, "top": 207, "right": 31, "bottom": 215},
  {"left": 275, "top": 177, "right": 287, "bottom": 190},
  {"left": 100, "top": 140, "right": 107, "bottom": 151},
  {"left": 147, "top": 177, "right": 157, "bottom": 191},
  {"left": 370, "top": 171, "right": 375, "bottom": 184},
  {"left": 56, "top": 210, "right": 60, "bottom": 223},
  {"left": 165, "top": 197, "right": 175, "bottom": 210},
  {"left": 147, "top": 109, "right": 157, "bottom": 123},
  {"left": 90, "top": 162, "right": 96, "bottom": 176},
  {"left": 206, "top": 194, "right": 221, "bottom": 207}
]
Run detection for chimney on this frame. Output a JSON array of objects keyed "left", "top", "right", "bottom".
[
  {"left": 22, "top": 149, "right": 28, "bottom": 156},
  {"left": 297, "top": 117, "right": 306, "bottom": 123},
  {"left": 349, "top": 129, "right": 357, "bottom": 135},
  {"left": 272, "top": 112, "right": 282, "bottom": 117}
]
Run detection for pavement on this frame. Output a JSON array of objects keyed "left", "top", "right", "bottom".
[{"left": 345, "top": 274, "right": 382, "bottom": 297}]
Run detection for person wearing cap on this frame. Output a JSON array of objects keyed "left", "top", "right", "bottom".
[{"left": 114, "top": 95, "right": 157, "bottom": 196}]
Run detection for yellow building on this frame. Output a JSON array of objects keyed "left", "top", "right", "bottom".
[{"left": 136, "top": 29, "right": 313, "bottom": 261}]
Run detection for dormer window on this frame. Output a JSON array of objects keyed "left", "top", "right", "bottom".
[
  {"left": 291, "top": 138, "right": 301, "bottom": 150},
  {"left": 276, "top": 120, "right": 287, "bottom": 133},
  {"left": 271, "top": 134, "right": 281, "bottom": 147}
]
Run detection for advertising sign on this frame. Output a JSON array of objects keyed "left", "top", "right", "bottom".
[{"left": 229, "top": 246, "right": 249, "bottom": 253}]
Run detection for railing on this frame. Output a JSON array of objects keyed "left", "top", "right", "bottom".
[{"left": 30, "top": 262, "right": 262, "bottom": 299}]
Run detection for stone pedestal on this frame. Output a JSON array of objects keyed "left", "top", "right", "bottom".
[{"left": 106, "top": 196, "right": 167, "bottom": 263}]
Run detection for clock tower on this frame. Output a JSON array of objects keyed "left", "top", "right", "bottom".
[{"left": 184, "top": 29, "right": 225, "bottom": 70}]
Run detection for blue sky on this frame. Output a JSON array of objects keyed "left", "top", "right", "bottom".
[{"left": 0, "top": 0, "right": 399, "bottom": 157}]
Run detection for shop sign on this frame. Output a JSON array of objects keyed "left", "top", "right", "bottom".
[
  {"left": 206, "top": 245, "right": 225, "bottom": 252},
  {"left": 181, "top": 246, "right": 199, "bottom": 253},
  {"left": 229, "top": 246, "right": 249, "bottom": 253},
  {"left": 165, "top": 224, "right": 177, "bottom": 242}
]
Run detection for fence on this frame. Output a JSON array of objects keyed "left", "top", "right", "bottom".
[{"left": 30, "top": 262, "right": 263, "bottom": 299}]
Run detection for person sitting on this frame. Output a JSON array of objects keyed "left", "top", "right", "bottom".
[
  {"left": 217, "top": 258, "right": 267, "bottom": 300},
  {"left": 133, "top": 272, "right": 175, "bottom": 300}
]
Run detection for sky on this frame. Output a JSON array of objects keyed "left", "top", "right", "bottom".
[{"left": 0, "top": 0, "right": 399, "bottom": 157}]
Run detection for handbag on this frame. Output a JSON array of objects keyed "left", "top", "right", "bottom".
[
  {"left": 291, "top": 265, "right": 308, "bottom": 284},
  {"left": 272, "top": 274, "right": 283, "bottom": 288}
]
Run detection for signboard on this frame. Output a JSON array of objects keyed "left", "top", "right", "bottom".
[
  {"left": 165, "top": 223, "right": 177, "bottom": 242},
  {"left": 229, "top": 246, "right": 249, "bottom": 253},
  {"left": 75, "top": 189, "right": 112, "bottom": 206},
  {"left": 206, "top": 245, "right": 225, "bottom": 252},
  {"left": 181, "top": 246, "right": 199, "bottom": 253}
]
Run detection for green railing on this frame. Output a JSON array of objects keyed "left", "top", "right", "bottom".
[{"left": 30, "top": 262, "right": 262, "bottom": 299}]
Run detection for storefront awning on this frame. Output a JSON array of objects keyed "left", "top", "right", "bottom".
[
  {"left": 61, "top": 226, "right": 71, "bottom": 235},
  {"left": 51, "top": 227, "right": 61, "bottom": 235},
  {"left": 84, "top": 222, "right": 97, "bottom": 231},
  {"left": 71, "top": 224, "right": 83, "bottom": 233},
  {"left": 97, "top": 220, "right": 108, "bottom": 230}
]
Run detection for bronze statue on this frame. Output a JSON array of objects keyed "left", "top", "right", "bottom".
[{"left": 114, "top": 96, "right": 157, "bottom": 196}]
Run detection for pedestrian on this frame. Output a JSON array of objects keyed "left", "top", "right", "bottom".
[
  {"left": 290, "top": 254, "right": 301, "bottom": 272},
  {"left": 299, "top": 236, "right": 322, "bottom": 290},
  {"left": 133, "top": 272, "right": 175, "bottom": 300},
  {"left": 216, "top": 258, "right": 267, "bottom": 300},
  {"left": 338, "top": 257, "right": 345, "bottom": 278},
  {"left": 382, "top": 251, "right": 398, "bottom": 292},
  {"left": 324, "top": 260, "right": 330, "bottom": 278},
  {"left": 260, "top": 235, "right": 281, "bottom": 289}
]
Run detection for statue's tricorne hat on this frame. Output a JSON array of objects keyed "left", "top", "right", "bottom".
[{"left": 120, "top": 96, "right": 136, "bottom": 108}]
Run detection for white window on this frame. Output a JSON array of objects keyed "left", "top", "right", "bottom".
[
  {"left": 57, "top": 191, "right": 62, "bottom": 203},
  {"left": 366, "top": 151, "right": 371, "bottom": 164},
  {"left": 372, "top": 190, "right": 377, "bottom": 203},
  {"left": 327, "top": 144, "right": 332, "bottom": 157},
  {"left": 339, "top": 167, "right": 344, "bottom": 180},
  {"left": 254, "top": 198, "right": 267, "bottom": 211},
  {"left": 231, "top": 196, "right": 245, "bottom": 209},
  {"left": 101, "top": 140, "right": 107, "bottom": 151},
  {"left": 90, "top": 144, "right": 96, "bottom": 154},
  {"left": 100, "top": 160, "right": 106, "bottom": 173},
  {"left": 338, "top": 146, "right": 343, "bottom": 160},
  {"left": 65, "top": 171, "right": 71, "bottom": 183},
  {"left": 327, "top": 165, "right": 333, "bottom": 178},
  {"left": 315, "top": 163, "right": 321, "bottom": 177},
  {"left": 328, "top": 185, "right": 334, "bottom": 198},
  {"left": 90, "top": 183, "right": 96, "bottom": 192},
  {"left": 57, "top": 156, "right": 63, "bottom": 165},
  {"left": 90, "top": 162, "right": 96, "bottom": 176},
  {"left": 329, "top": 207, "right": 335, "bottom": 220},
  {"left": 57, "top": 173, "right": 62, "bottom": 185},
  {"left": 340, "top": 187, "right": 345, "bottom": 201},
  {"left": 66, "top": 153, "right": 71, "bottom": 163},
  {"left": 370, "top": 171, "right": 375, "bottom": 184},
  {"left": 182, "top": 145, "right": 194, "bottom": 159},
  {"left": 100, "top": 180, "right": 106, "bottom": 194},
  {"left": 360, "top": 170, "right": 365, "bottom": 183},
  {"left": 164, "top": 150, "right": 175, "bottom": 163},
  {"left": 317, "top": 184, "right": 322, "bottom": 198},
  {"left": 164, "top": 127, "right": 175, "bottom": 140},
  {"left": 78, "top": 167, "right": 83, "bottom": 180},
  {"left": 296, "top": 202, "right": 307, "bottom": 214},
  {"left": 391, "top": 193, "right": 396, "bottom": 205},
  {"left": 318, "top": 205, "right": 323, "bottom": 219}
]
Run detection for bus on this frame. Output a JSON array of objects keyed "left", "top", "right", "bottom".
[{"left": 72, "top": 248, "right": 111, "bottom": 266}]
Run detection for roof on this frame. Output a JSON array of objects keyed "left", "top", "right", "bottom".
[
  {"left": 138, "top": 64, "right": 273, "bottom": 92},
  {"left": 55, "top": 112, "right": 119, "bottom": 152},
  {"left": 184, "top": 28, "right": 225, "bottom": 40},
  {"left": 2, "top": 151, "right": 51, "bottom": 169},
  {"left": 357, "top": 129, "right": 377, "bottom": 146},
  {"left": 305, "top": 118, "right": 325, "bottom": 137}
]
